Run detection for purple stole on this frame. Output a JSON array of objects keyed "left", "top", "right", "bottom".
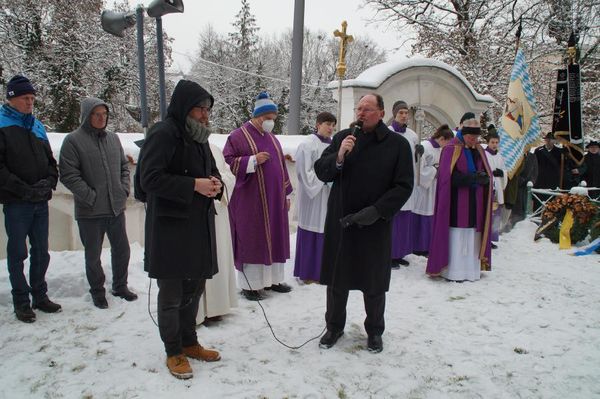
[
  {"left": 223, "top": 121, "right": 292, "bottom": 269},
  {"left": 426, "top": 138, "right": 493, "bottom": 276}
]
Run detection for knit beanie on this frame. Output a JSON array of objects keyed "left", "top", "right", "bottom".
[
  {"left": 252, "top": 92, "right": 277, "bottom": 118},
  {"left": 392, "top": 100, "right": 408, "bottom": 117},
  {"left": 6, "top": 75, "right": 36, "bottom": 99}
]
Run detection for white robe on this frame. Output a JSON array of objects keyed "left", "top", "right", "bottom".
[
  {"left": 484, "top": 149, "right": 508, "bottom": 205},
  {"left": 412, "top": 140, "right": 442, "bottom": 216},
  {"left": 196, "top": 144, "right": 239, "bottom": 323},
  {"left": 442, "top": 227, "right": 482, "bottom": 282},
  {"left": 295, "top": 134, "right": 331, "bottom": 233},
  {"left": 389, "top": 125, "right": 418, "bottom": 211}
]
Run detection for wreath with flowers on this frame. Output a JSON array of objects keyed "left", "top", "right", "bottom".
[{"left": 536, "top": 194, "right": 598, "bottom": 244}]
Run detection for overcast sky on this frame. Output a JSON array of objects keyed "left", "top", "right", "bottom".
[{"left": 118, "top": 0, "right": 411, "bottom": 71}]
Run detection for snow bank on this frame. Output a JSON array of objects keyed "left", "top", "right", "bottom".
[{"left": 1, "top": 221, "right": 599, "bottom": 398}]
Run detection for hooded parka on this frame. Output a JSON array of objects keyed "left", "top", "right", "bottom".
[{"left": 138, "top": 80, "right": 221, "bottom": 279}]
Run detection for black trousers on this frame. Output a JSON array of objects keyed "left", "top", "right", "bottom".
[
  {"left": 325, "top": 285, "right": 386, "bottom": 337},
  {"left": 157, "top": 278, "right": 206, "bottom": 357},
  {"left": 77, "top": 213, "right": 130, "bottom": 298}
]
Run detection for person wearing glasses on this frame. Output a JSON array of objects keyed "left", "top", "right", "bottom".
[
  {"left": 137, "top": 80, "right": 223, "bottom": 380},
  {"left": 314, "top": 93, "right": 413, "bottom": 353},
  {"left": 60, "top": 97, "right": 136, "bottom": 309}
]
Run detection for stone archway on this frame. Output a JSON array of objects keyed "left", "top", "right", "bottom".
[{"left": 330, "top": 57, "right": 495, "bottom": 133}]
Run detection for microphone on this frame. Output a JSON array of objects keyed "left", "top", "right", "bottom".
[{"left": 351, "top": 120, "right": 363, "bottom": 137}]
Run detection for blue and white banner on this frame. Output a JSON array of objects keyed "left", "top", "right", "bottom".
[{"left": 498, "top": 48, "right": 542, "bottom": 178}]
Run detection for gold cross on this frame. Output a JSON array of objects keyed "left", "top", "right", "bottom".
[{"left": 334, "top": 21, "right": 353, "bottom": 78}]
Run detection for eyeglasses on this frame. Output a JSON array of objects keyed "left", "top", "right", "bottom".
[
  {"left": 354, "top": 107, "right": 379, "bottom": 114},
  {"left": 195, "top": 106, "right": 212, "bottom": 114}
]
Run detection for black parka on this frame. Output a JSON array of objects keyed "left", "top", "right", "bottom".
[
  {"left": 138, "top": 80, "right": 221, "bottom": 279},
  {"left": 315, "top": 121, "right": 413, "bottom": 294}
]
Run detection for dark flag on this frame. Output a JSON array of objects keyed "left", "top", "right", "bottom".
[
  {"left": 551, "top": 69, "right": 569, "bottom": 137},
  {"left": 560, "top": 32, "right": 585, "bottom": 167}
]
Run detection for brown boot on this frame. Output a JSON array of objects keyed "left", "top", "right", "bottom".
[
  {"left": 166, "top": 354, "right": 193, "bottom": 379},
  {"left": 182, "top": 343, "right": 221, "bottom": 362}
]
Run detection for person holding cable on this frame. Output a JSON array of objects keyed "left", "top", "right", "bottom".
[
  {"left": 137, "top": 79, "right": 222, "bottom": 380},
  {"left": 314, "top": 93, "right": 413, "bottom": 353}
]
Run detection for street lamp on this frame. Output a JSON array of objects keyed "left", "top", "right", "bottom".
[
  {"left": 101, "top": 0, "right": 184, "bottom": 127},
  {"left": 146, "top": 0, "right": 184, "bottom": 121}
]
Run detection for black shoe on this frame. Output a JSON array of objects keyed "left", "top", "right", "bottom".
[
  {"left": 32, "top": 298, "right": 62, "bottom": 313},
  {"left": 241, "top": 289, "right": 264, "bottom": 301},
  {"left": 491, "top": 243, "right": 498, "bottom": 249},
  {"left": 391, "top": 260, "right": 401, "bottom": 270},
  {"left": 319, "top": 330, "right": 344, "bottom": 349},
  {"left": 14, "top": 305, "right": 36, "bottom": 323},
  {"left": 266, "top": 283, "right": 292, "bottom": 293},
  {"left": 112, "top": 288, "right": 138, "bottom": 301},
  {"left": 93, "top": 296, "right": 109, "bottom": 309},
  {"left": 367, "top": 335, "right": 383, "bottom": 353},
  {"left": 398, "top": 258, "right": 409, "bottom": 266}
]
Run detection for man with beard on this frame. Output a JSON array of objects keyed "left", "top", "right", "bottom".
[{"left": 137, "top": 80, "right": 222, "bottom": 379}]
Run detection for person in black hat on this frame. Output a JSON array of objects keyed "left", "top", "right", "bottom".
[
  {"left": 0, "top": 75, "right": 61, "bottom": 323},
  {"left": 583, "top": 140, "right": 600, "bottom": 199},
  {"left": 533, "top": 132, "right": 562, "bottom": 209}
]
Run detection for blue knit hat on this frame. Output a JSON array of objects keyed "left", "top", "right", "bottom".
[
  {"left": 252, "top": 92, "right": 277, "bottom": 118},
  {"left": 6, "top": 75, "right": 36, "bottom": 99}
]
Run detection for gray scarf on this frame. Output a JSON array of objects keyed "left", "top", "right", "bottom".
[{"left": 185, "top": 116, "right": 212, "bottom": 143}]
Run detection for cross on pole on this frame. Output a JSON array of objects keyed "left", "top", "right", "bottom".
[{"left": 334, "top": 21, "right": 353, "bottom": 79}]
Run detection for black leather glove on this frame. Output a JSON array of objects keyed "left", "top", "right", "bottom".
[
  {"left": 474, "top": 171, "right": 490, "bottom": 186},
  {"left": 452, "top": 171, "right": 475, "bottom": 187},
  {"left": 492, "top": 168, "right": 504, "bottom": 178},
  {"left": 414, "top": 144, "right": 424, "bottom": 162},
  {"left": 340, "top": 206, "right": 380, "bottom": 228}
]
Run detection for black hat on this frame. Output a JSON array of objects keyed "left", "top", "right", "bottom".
[
  {"left": 6, "top": 75, "right": 36, "bottom": 99},
  {"left": 586, "top": 140, "right": 600, "bottom": 148},
  {"left": 462, "top": 126, "right": 481, "bottom": 135},
  {"left": 392, "top": 100, "right": 408, "bottom": 117},
  {"left": 544, "top": 132, "right": 554, "bottom": 140}
]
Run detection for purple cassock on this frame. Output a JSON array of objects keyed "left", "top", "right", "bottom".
[
  {"left": 391, "top": 211, "right": 413, "bottom": 259},
  {"left": 426, "top": 137, "right": 493, "bottom": 276},
  {"left": 223, "top": 121, "right": 293, "bottom": 270}
]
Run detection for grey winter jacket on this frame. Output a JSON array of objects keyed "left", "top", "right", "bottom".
[{"left": 59, "top": 98, "right": 130, "bottom": 219}]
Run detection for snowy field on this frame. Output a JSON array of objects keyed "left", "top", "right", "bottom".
[{"left": 0, "top": 220, "right": 599, "bottom": 399}]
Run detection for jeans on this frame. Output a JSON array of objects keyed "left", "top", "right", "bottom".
[
  {"left": 3, "top": 202, "right": 50, "bottom": 307},
  {"left": 77, "top": 213, "right": 130, "bottom": 298},
  {"left": 157, "top": 278, "right": 206, "bottom": 357}
]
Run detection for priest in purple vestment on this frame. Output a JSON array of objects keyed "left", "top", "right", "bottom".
[
  {"left": 223, "top": 92, "right": 293, "bottom": 301},
  {"left": 426, "top": 118, "right": 493, "bottom": 282}
]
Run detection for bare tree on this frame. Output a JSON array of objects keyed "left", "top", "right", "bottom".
[{"left": 363, "top": 0, "right": 600, "bottom": 137}]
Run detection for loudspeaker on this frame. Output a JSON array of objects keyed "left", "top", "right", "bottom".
[
  {"left": 101, "top": 10, "right": 136, "bottom": 37},
  {"left": 146, "top": 0, "right": 184, "bottom": 18}
]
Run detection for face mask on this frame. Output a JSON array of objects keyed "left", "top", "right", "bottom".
[{"left": 262, "top": 119, "right": 275, "bottom": 133}]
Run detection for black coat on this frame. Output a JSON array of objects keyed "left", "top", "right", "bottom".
[
  {"left": 0, "top": 118, "right": 58, "bottom": 204},
  {"left": 138, "top": 80, "right": 221, "bottom": 279},
  {"left": 315, "top": 121, "right": 413, "bottom": 294},
  {"left": 534, "top": 145, "right": 561, "bottom": 190},
  {"left": 583, "top": 152, "right": 600, "bottom": 197}
]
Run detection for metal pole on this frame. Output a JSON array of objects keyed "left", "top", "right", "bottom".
[
  {"left": 155, "top": 16, "right": 167, "bottom": 121},
  {"left": 136, "top": 6, "right": 148, "bottom": 133},
  {"left": 337, "top": 79, "right": 343, "bottom": 131},
  {"left": 287, "top": 0, "right": 305, "bottom": 135},
  {"left": 526, "top": 181, "right": 533, "bottom": 216}
]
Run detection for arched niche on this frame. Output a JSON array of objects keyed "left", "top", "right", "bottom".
[{"left": 329, "top": 57, "right": 496, "bottom": 133}]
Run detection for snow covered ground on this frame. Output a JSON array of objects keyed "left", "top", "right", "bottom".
[{"left": 0, "top": 220, "right": 599, "bottom": 399}]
